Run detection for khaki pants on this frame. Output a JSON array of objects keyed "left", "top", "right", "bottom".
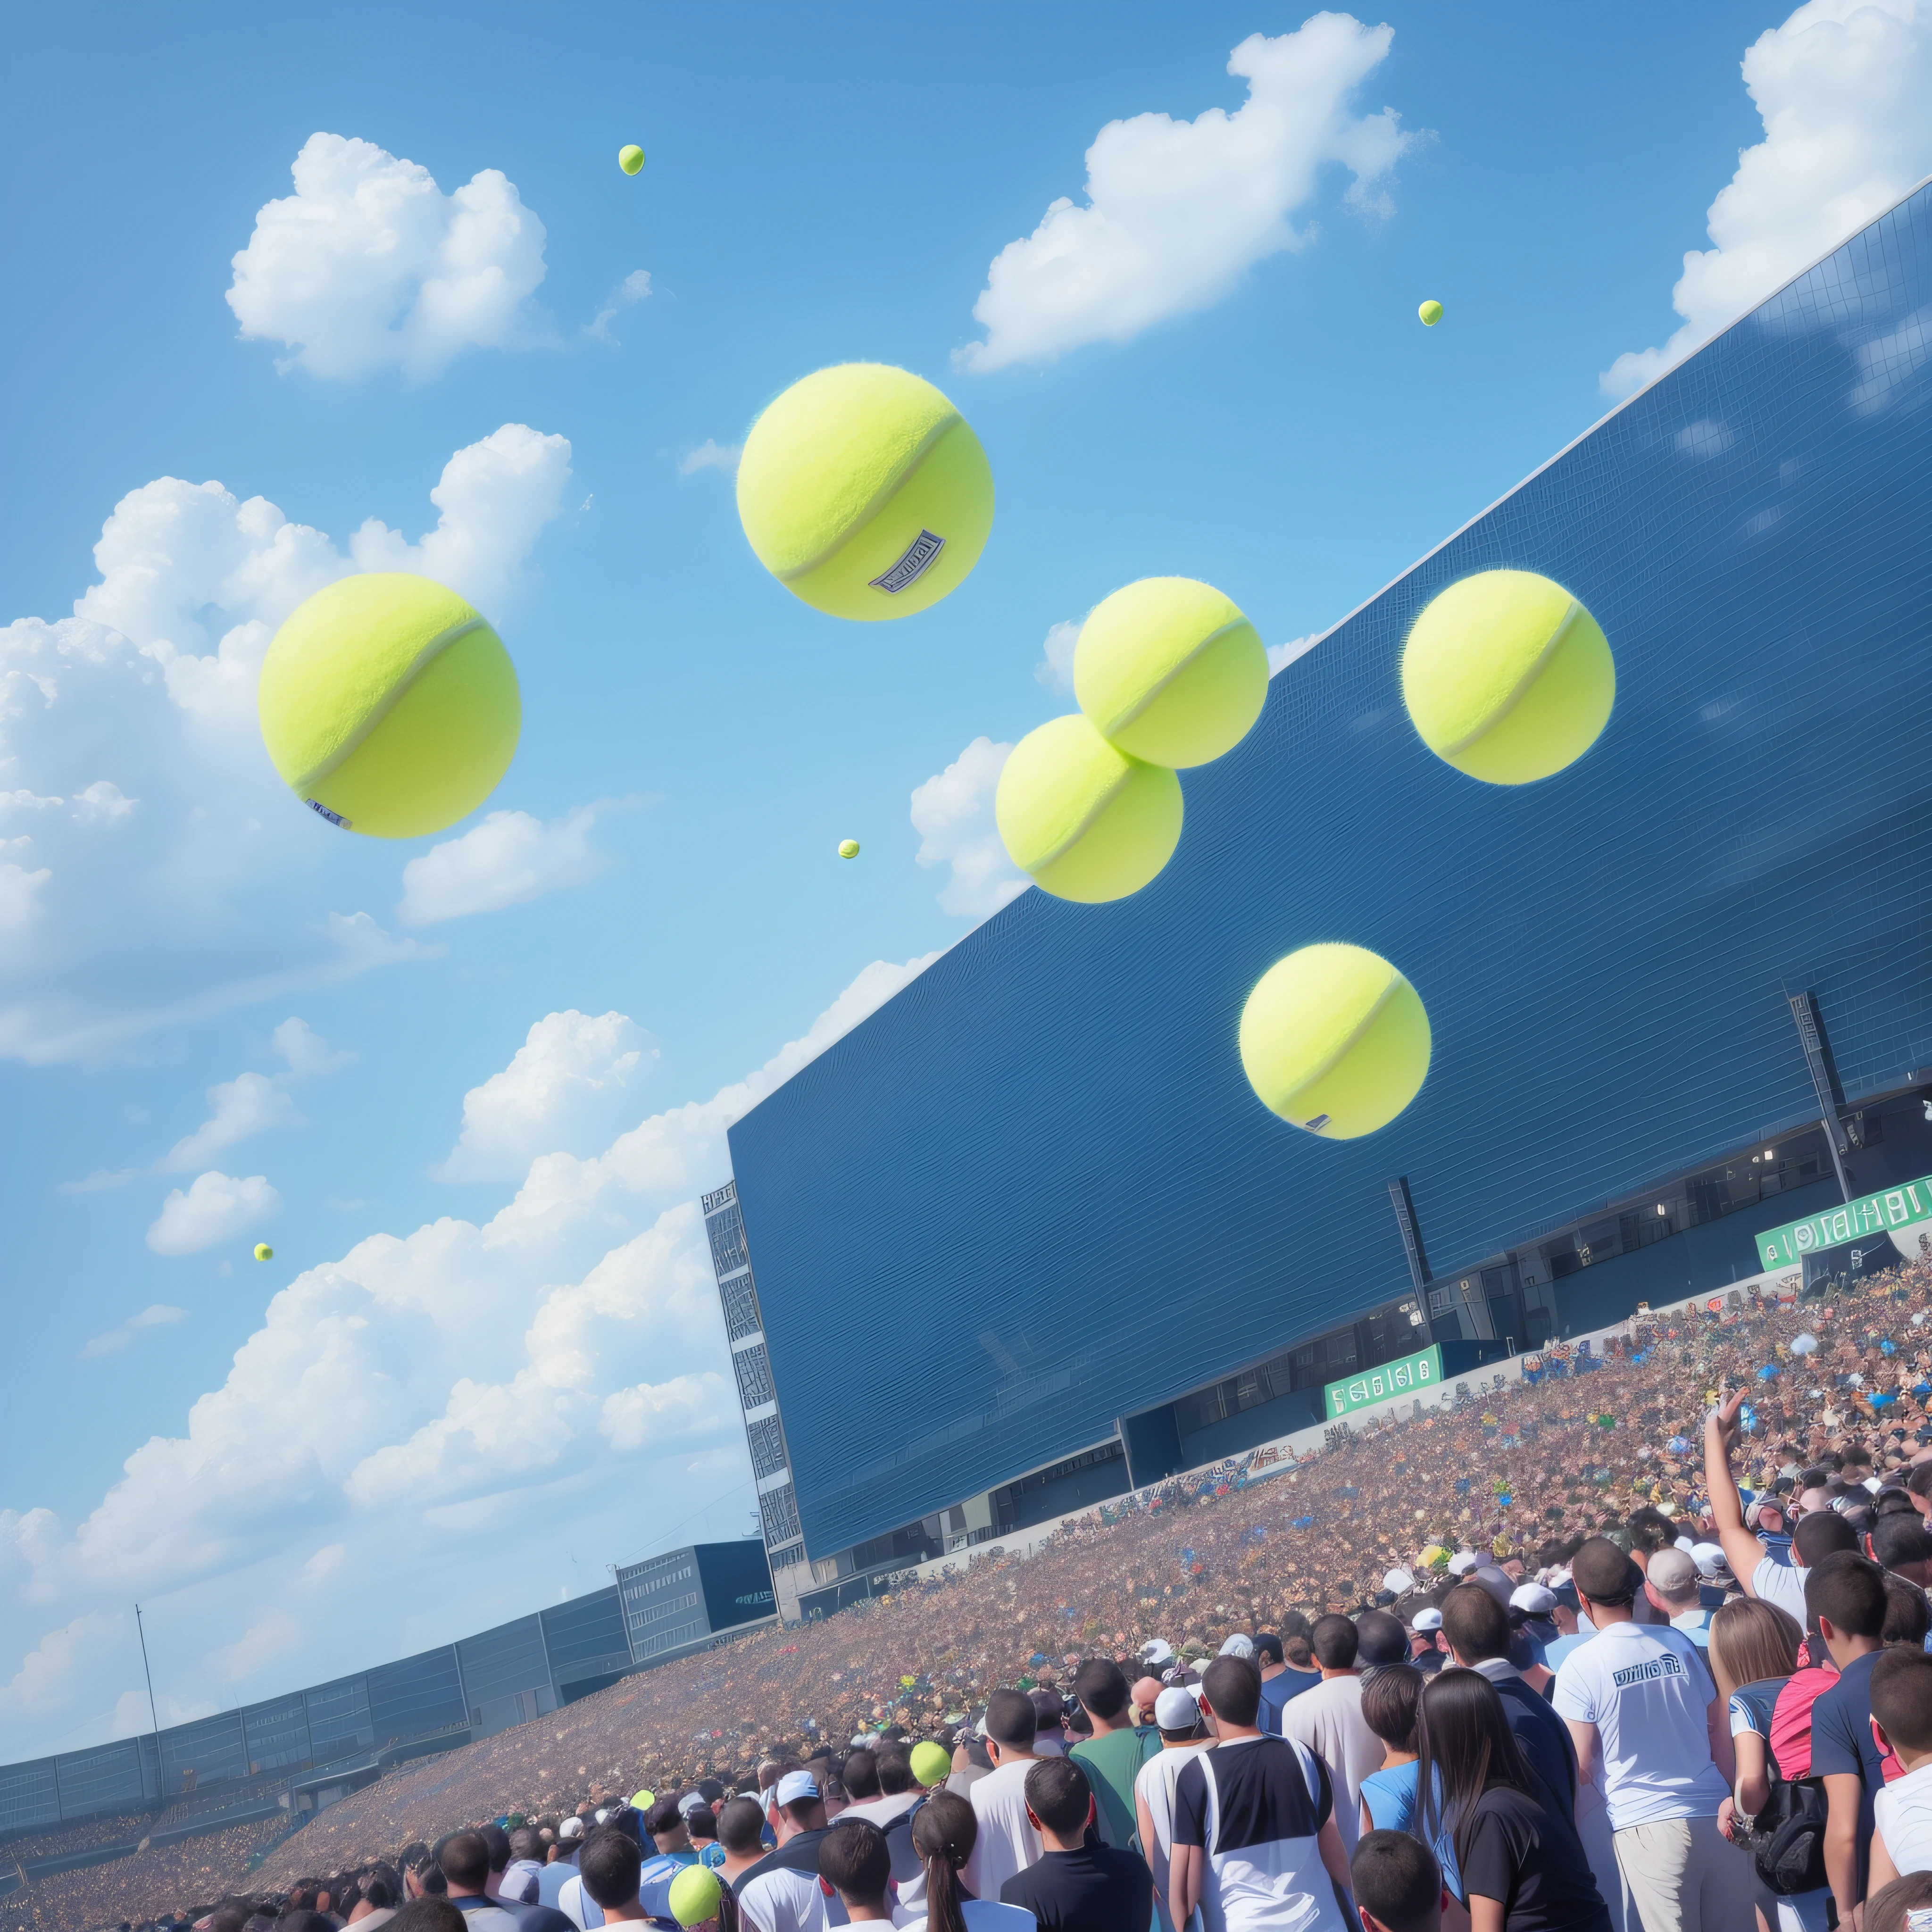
[{"left": 1613, "top": 1816, "right": 1760, "bottom": 1932}]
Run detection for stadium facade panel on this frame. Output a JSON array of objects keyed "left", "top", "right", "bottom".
[
  {"left": 729, "top": 182, "right": 1932, "bottom": 1567},
  {"left": 0, "top": 1543, "right": 772, "bottom": 1835}
]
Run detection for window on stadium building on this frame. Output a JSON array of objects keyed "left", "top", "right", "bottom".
[
  {"left": 733, "top": 1344, "right": 775, "bottom": 1409},
  {"left": 240, "top": 1693, "right": 311, "bottom": 1773},
  {"left": 721, "top": 1274, "right": 761, "bottom": 1341},
  {"left": 458, "top": 1616, "right": 551, "bottom": 1714},
  {"left": 365, "top": 1648, "right": 466, "bottom": 1746},
  {"left": 746, "top": 1414, "right": 787, "bottom": 1477},
  {"left": 540, "top": 1588, "right": 632, "bottom": 1687},
  {"left": 303, "top": 1675, "right": 374, "bottom": 1759},
  {"left": 53, "top": 1740, "right": 149, "bottom": 1816},
  {"left": 0, "top": 1758, "right": 61, "bottom": 1835},
  {"left": 707, "top": 1202, "right": 750, "bottom": 1277},
  {"left": 158, "top": 1712, "right": 248, "bottom": 1792}
]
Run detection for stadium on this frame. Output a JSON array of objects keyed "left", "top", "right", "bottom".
[{"left": 720, "top": 180, "right": 1932, "bottom": 1622}]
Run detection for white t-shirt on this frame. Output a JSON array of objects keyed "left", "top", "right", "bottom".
[
  {"left": 1876, "top": 1759, "right": 1932, "bottom": 1875},
  {"left": 841, "top": 1790, "right": 921, "bottom": 1829},
  {"left": 1281, "top": 1675, "right": 1382, "bottom": 1853},
  {"left": 1552, "top": 1620, "right": 1730, "bottom": 1830},
  {"left": 893, "top": 1903, "right": 1035, "bottom": 1932},
  {"left": 556, "top": 1873, "right": 603, "bottom": 1929},
  {"left": 1751, "top": 1556, "right": 1809, "bottom": 1626},
  {"left": 962, "top": 1757, "right": 1042, "bottom": 1904},
  {"left": 1135, "top": 1740, "right": 1213, "bottom": 1932},
  {"left": 737, "top": 1865, "right": 830, "bottom": 1932}
]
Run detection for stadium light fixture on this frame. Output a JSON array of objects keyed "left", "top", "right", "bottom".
[{"left": 1657, "top": 1204, "right": 1667, "bottom": 1216}]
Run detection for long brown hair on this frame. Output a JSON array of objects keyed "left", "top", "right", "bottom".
[
  {"left": 1709, "top": 1597, "right": 1801, "bottom": 1701},
  {"left": 1416, "top": 1668, "right": 1534, "bottom": 1874},
  {"left": 911, "top": 1791, "right": 978, "bottom": 1932}
]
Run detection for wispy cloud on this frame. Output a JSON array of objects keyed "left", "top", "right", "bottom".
[
  {"left": 679, "top": 439, "right": 742, "bottom": 477},
  {"left": 82, "top": 1304, "right": 188, "bottom": 1360}
]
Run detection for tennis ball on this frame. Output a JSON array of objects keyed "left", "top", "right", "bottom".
[
  {"left": 837, "top": 838, "right": 860, "bottom": 859},
  {"left": 1074, "top": 577, "right": 1268, "bottom": 768},
  {"left": 1400, "top": 569, "right": 1613, "bottom": 784},
  {"left": 258, "top": 575, "right": 520, "bottom": 839},
  {"left": 630, "top": 1790, "right": 655, "bottom": 1811},
  {"left": 618, "top": 144, "right": 646, "bottom": 175},
  {"left": 668, "top": 1866, "right": 721, "bottom": 1928},
  {"left": 995, "top": 714, "right": 1182, "bottom": 904},
  {"left": 1418, "top": 299, "right": 1444, "bottom": 325},
  {"left": 736, "top": 363, "right": 994, "bottom": 620},
  {"left": 1239, "top": 942, "right": 1431, "bottom": 1139},
  {"left": 910, "top": 1740, "right": 952, "bottom": 1786},
  {"left": 253, "top": 1243, "right": 273, "bottom": 1262}
]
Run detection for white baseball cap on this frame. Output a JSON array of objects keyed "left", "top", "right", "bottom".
[
  {"left": 774, "top": 1770, "right": 821, "bottom": 1806},
  {"left": 1218, "top": 1633, "right": 1256, "bottom": 1659},
  {"left": 1141, "top": 1638, "right": 1174, "bottom": 1666},
  {"left": 558, "top": 1817, "right": 585, "bottom": 1841},
  {"left": 1410, "top": 1607, "right": 1443, "bottom": 1632},
  {"left": 1447, "top": 1550, "right": 1479, "bottom": 1576},
  {"left": 1509, "top": 1582, "right": 1558, "bottom": 1616},
  {"left": 1154, "top": 1686, "right": 1200, "bottom": 1728},
  {"left": 1690, "top": 1542, "right": 1729, "bottom": 1577},
  {"left": 1384, "top": 1568, "right": 1416, "bottom": 1595}
]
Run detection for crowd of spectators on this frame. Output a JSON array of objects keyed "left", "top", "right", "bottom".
[{"left": 28, "top": 1257, "right": 1932, "bottom": 1932}]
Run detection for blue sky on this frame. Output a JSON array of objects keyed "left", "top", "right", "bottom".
[{"left": 4, "top": 0, "right": 1928, "bottom": 1757}]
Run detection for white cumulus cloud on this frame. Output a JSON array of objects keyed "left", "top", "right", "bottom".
[
  {"left": 397, "top": 802, "right": 611, "bottom": 928},
  {"left": 0, "top": 426, "right": 566, "bottom": 1064},
  {"left": 584, "top": 269, "right": 653, "bottom": 344},
  {"left": 161, "top": 1071, "right": 304, "bottom": 1171},
  {"left": 273, "top": 1016, "right": 354, "bottom": 1078},
  {"left": 0, "top": 951, "right": 936, "bottom": 1757},
  {"left": 146, "top": 1172, "right": 281, "bottom": 1256},
  {"left": 679, "top": 439, "right": 743, "bottom": 476},
  {"left": 1033, "top": 619, "right": 1080, "bottom": 693},
  {"left": 227, "top": 133, "right": 550, "bottom": 380},
  {"left": 911, "top": 736, "right": 1027, "bottom": 920},
  {"left": 80, "top": 1304, "right": 188, "bottom": 1360},
  {"left": 1602, "top": 0, "right": 1932, "bottom": 396},
  {"left": 433, "top": 1009, "right": 658, "bottom": 1183},
  {"left": 1269, "top": 633, "right": 1320, "bottom": 675},
  {"left": 959, "top": 14, "right": 1422, "bottom": 372}
]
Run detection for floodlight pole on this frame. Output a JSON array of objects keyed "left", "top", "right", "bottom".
[{"left": 134, "top": 1602, "right": 161, "bottom": 1798}]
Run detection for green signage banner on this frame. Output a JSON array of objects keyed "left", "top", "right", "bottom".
[
  {"left": 1755, "top": 1174, "right": 1932, "bottom": 1269},
  {"left": 1325, "top": 1344, "right": 1444, "bottom": 1420}
]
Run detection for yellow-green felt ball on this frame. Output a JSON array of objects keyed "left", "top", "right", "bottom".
[
  {"left": 995, "top": 714, "right": 1182, "bottom": 904},
  {"left": 253, "top": 1243, "right": 274, "bottom": 1261},
  {"left": 1075, "top": 576, "right": 1267, "bottom": 768},
  {"left": 1240, "top": 942, "right": 1431, "bottom": 1139},
  {"left": 619, "top": 145, "right": 645, "bottom": 175},
  {"left": 736, "top": 364, "right": 993, "bottom": 620},
  {"left": 668, "top": 1865, "right": 721, "bottom": 1928},
  {"left": 258, "top": 574, "right": 520, "bottom": 839},
  {"left": 838, "top": 838, "right": 860, "bottom": 859},
  {"left": 910, "top": 1740, "right": 952, "bottom": 1786},
  {"left": 1418, "top": 299, "right": 1444, "bottom": 326},
  {"left": 1400, "top": 569, "right": 1613, "bottom": 784}
]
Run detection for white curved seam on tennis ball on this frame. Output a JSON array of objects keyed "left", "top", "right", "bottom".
[
  {"left": 290, "top": 614, "right": 489, "bottom": 793},
  {"left": 773, "top": 411, "right": 963, "bottom": 583},
  {"left": 1434, "top": 598, "right": 1583, "bottom": 756},
  {"left": 1095, "top": 614, "right": 1254, "bottom": 735},
  {"left": 1027, "top": 758, "right": 1138, "bottom": 874},
  {"left": 1271, "top": 964, "right": 1409, "bottom": 1124}
]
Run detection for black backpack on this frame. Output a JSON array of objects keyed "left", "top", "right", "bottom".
[{"left": 1730, "top": 1677, "right": 1830, "bottom": 1896}]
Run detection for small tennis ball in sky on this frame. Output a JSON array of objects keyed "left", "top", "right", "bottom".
[
  {"left": 1075, "top": 576, "right": 1268, "bottom": 768},
  {"left": 668, "top": 1866, "right": 721, "bottom": 1929},
  {"left": 618, "top": 145, "right": 645, "bottom": 175},
  {"left": 995, "top": 713, "right": 1182, "bottom": 903},
  {"left": 910, "top": 1740, "right": 952, "bottom": 1786},
  {"left": 736, "top": 363, "right": 994, "bottom": 620},
  {"left": 253, "top": 1243, "right": 274, "bottom": 1262},
  {"left": 257, "top": 574, "right": 520, "bottom": 838},
  {"left": 1241, "top": 942, "right": 1431, "bottom": 1139},
  {"left": 837, "top": 838, "right": 860, "bottom": 859},
  {"left": 1418, "top": 299, "right": 1444, "bottom": 325},
  {"left": 1401, "top": 568, "right": 1614, "bottom": 783}
]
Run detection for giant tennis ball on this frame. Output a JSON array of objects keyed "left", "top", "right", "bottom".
[
  {"left": 668, "top": 1865, "right": 721, "bottom": 1928},
  {"left": 736, "top": 363, "right": 994, "bottom": 620},
  {"left": 1240, "top": 942, "right": 1431, "bottom": 1139},
  {"left": 258, "top": 575, "right": 520, "bottom": 839},
  {"left": 995, "top": 714, "right": 1182, "bottom": 903},
  {"left": 1418, "top": 299, "right": 1444, "bottom": 326},
  {"left": 618, "top": 144, "right": 645, "bottom": 175},
  {"left": 1074, "top": 577, "right": 1268, "bottom": 768},
  {"left": 909, "top": 1740, "right": 952, "bottom": 1787},
  {"left": 1400, "top": 569, "right": 1613, "bottom": 784}
]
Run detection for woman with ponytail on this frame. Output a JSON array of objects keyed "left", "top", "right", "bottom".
[{"left": 901, "top": 1791, "right": 1033, "bottom": 1931}]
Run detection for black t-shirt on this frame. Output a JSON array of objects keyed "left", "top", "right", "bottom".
[
  {"left": 1000, "top": 1843, "right": 1153, "bottom": 1932},
  {"left": 1457, "top": 1786, "right": 1611, "bottom": 1932}
]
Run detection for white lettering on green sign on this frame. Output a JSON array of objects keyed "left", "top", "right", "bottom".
[
  {"left": 1755, "top": 1174, "right": 1932, "bottom": 1268},
  {"left": 1326, "top": 1344, "right": 1441, "bottom": 1419}
]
